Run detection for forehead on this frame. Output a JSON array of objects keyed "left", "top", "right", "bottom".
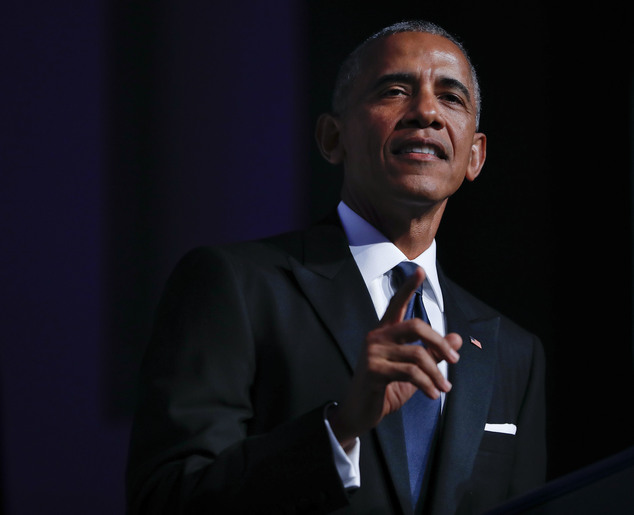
[{"left": 357, "top": 31, "right": 473, "bottom": 87}]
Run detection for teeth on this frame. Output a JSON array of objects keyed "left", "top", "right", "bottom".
[{"left": 399, "top": 144, "right": 438, "bottom": 155}]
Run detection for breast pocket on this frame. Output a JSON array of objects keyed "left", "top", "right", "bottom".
[
  {"left": 471, "top": 431, "right": 518, "bottom": 489},
  {"left": 479, "top": 430, "right": 518, "bottom": 455}
]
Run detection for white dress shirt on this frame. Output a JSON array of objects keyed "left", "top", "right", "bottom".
[{"left": 325, "top": 201, "right": 449, "bottom": 490}]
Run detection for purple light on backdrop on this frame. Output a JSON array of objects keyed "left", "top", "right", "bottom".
[
  {"left": 0, "top": 2, "right": 130, "bottom": 514},
  {"left": 149, "top": 1, "right": 309, "bottom": 271},
  {"left": 1, "top": 1, "right": 306, "bottom": 514}
]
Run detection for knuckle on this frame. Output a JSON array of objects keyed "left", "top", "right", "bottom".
[
  {"left": 412, "top": 344, "right": 426, "bottom": 357},
  {"left": 366, "top": 360, "right": 382, "bottom": 375},
  {"left": 413, "top": 318, "right": 426, "bottom": 329},
  {"left": 411, "top": 344, "right": 429, "bottom": 363},
  {"left": 405, "top": 318, "right": 424, "bottom": 332},
  {"left": 403, "top": 363, "right": 419, "bottom": 377},
  {"left": 365, "top": 329, "right": 382, "bottom": 344}
]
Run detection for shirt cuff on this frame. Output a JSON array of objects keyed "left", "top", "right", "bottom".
[{"left": 324, "top": 417, "right": 361, "bottom": 490}]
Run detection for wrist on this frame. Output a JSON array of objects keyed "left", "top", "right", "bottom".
[{"left": 326, "top": 403, "right": 357, "bottom": 452}]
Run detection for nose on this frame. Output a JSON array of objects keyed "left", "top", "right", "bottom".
[{"left": 398, "top": 90, "right": 444, "bottom": 130}]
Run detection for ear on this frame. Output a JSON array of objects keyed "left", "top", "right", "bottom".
[
  {"left": 315, "top": 113, "right": 345, "bottom": 164},
  {"left": 465, "top": 132, "right": 487, "bottom": 182}
]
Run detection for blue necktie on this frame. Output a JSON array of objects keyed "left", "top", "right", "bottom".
[{"left": 390, "top": 261, "right": 441, "bottom": 507}]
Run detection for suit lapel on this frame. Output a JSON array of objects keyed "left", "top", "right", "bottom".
[
  {"left": 426, "top": 273, "right": 500, "bottom": 515},
  {"left": 288, "top": 219, "right": 378, "bottom": 370},
  {"left": 289, "top": 218, "right": 413, "bottom": 515}
]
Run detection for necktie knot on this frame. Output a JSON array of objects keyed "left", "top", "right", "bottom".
[
  {"left": 391, "top": 262, "right": 428, "bottom": 325},
  {"left": 390, "top": 261, "right": 424, "bottom": 295}
]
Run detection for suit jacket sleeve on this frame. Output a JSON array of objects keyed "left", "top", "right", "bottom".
[{"left": 126, "top": 247, "right": 349, "bottom": 514}]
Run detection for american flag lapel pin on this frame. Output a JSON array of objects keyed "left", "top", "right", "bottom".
[{"left": 470, "top": 336, "right": 482, "bottom": 349}]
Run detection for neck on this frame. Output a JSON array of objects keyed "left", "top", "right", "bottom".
[{"left": 342, "top": 191, "right": 446, "bottom": 260}]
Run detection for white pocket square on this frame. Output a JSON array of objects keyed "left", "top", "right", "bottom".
[{"left": 484, "top": 423, "right": 517, "bottom": 435}]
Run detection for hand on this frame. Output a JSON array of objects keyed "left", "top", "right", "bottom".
[{"left": 328, "top": 267, "right": 462, "bottom": 450}]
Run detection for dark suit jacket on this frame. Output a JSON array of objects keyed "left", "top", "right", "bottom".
[{"left": 126, "top": 216, "right": 546, "bottom": 515}]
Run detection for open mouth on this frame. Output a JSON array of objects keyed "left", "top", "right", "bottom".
[{"left": 391, "top": 139, "right": 448, "bottom": 160}]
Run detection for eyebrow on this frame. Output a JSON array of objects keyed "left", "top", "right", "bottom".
[
  {"left": 438, "top": 77, "right": 472, "bottom": 103},
  {"left": 370, "top": 72, "right": 417, "bottom": 92},
  {"left": 370, "top": 72, "right": 472, "bottom": 103}
]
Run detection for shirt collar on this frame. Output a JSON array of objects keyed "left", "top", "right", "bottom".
[{"left": 337, "top": 201, "right": 444, "bottom": 311}]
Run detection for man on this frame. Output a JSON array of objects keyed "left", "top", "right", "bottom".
[{"left": 126, "top": 20, "right": 546, "bottom": 515}]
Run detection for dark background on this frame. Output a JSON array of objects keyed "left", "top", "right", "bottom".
[{"left": 1, "top": 1, "right": 633, "bottom": 513}]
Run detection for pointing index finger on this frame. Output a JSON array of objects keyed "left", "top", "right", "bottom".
[{"left": 380, "top": 266, "right": 425, "bottom": 326}]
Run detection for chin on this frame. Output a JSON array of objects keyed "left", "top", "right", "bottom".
[{"left": 388, "top": 177, "right": 444, "bottom": 202}]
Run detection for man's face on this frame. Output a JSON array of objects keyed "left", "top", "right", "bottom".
[{"left": 335, "top": 32, "right": 486, "bottom": 216}]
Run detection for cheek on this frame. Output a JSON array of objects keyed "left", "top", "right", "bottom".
[
  {"left": 448, "top": 123, "right": 475, "bottom": 164},
  {"left": 342, "top": 119, "right": 389, "bottom": 164}
]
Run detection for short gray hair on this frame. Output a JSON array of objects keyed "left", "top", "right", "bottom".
[{"left": 332, "top": 20, "right": 481, "bottom": 128}]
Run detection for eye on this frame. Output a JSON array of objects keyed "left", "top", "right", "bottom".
[
  {"left": 439, "top": 93, "right": 465, "bottom": 106},
  {"left": 382, "top": 86, "right": 408, "bottom": 97}
]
